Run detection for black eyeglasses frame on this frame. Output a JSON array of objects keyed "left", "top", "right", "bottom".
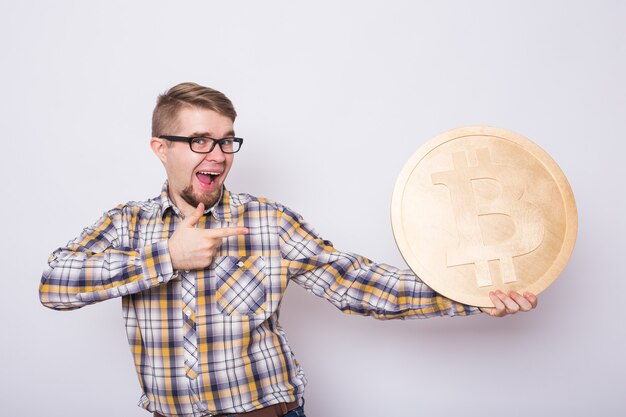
[{"left": 158, "top": 135, "right": 244, "bottom": 154}]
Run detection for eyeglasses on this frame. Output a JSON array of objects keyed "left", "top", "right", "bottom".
[{"left": 158, "top": 135, "right": 244, "bottom": 154}]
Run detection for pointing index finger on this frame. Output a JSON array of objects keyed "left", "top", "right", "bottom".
[{"left": 206, "top": 227, "right": 250, "bottom": 238}]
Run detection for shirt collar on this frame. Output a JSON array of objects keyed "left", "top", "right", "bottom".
[{"left": 159, "top": 181, "right": 240, "bottom": 222}]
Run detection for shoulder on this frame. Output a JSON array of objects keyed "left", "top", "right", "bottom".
[
  {"left": 104, "top": 194, "right": 163, "bottom": 221},
  {"left": 230, "top": 192, "right": 291, "bottom": 212},
  {"left": 226, "top": 190, "right": 327, "bottom": 240},
  {"left": 226, "top": 191, "right": 300, "bottom": 219}
]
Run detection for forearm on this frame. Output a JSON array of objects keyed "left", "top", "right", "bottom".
[
  {"left": 40, "top": 240, "right": 175, "bottom": 310},
  {"left": 289, "top": 251, "right": 479, "bottom": 319}
]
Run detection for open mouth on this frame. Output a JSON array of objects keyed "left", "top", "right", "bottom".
[{"left": 196, "top": 171, "right": 221, "bottom": 186}]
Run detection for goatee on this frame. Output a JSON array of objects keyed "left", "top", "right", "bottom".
[{"left": 180, "top": 185, "right": 223, "bottom": 210}]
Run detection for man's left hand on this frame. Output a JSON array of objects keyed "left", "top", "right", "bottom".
[{"left": 479, "top": 290, "right": 538, "bottom": 317}]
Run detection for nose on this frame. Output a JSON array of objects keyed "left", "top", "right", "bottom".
[{"left": 204, "top": 144, "right": 226, "bottom": 162}]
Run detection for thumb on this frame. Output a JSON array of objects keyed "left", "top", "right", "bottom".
[{"left": 182, "top": 202, "right": 205, "bottom": 227}]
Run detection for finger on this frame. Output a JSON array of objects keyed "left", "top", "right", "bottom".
[
  {"left": 182, "top": 203, "right": 205, "bottom": 227},
  {"left": 496, "top": 290, "right": 520, "bottom": 314},
  {"left": 205, "top": 227, "right": 250, "bottom": 238},
  {"left": 508, "top": 291, "right": 533, "bottom": 311},
  {"left": 480, "top": 306, "right": 500, "bottom": 317},
  {"left": 523, "top": 292, "right": 538, "bottom": 309},
  {"left": 488, "top": 291, "right": 506, "bottom": 317}
]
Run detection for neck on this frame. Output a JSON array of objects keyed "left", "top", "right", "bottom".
[{"left": 170, "top": 193, "right": 197, "bottom": 218}]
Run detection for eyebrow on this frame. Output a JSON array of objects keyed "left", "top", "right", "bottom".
[{"left": 189, "top": 130, "right": 235, "bottom": 138}]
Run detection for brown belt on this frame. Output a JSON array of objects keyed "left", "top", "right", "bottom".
[{"left": 153, "top": 400, "right": 299, "bottom": 417}]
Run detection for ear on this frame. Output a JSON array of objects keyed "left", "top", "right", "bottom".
[{"left": 150, "top": 137, "right": 168, "bottom": 164}]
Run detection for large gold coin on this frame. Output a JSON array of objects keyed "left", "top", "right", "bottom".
[{"left": 391, "top": 126, "right": 577, "bottom": 307}]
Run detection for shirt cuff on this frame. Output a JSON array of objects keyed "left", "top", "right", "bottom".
[
  {"left": 141, "top": 240, "right": 176, "bottom": 285},
  {"left": 448, "top": 301, "right": 482, "bottom": 316}
]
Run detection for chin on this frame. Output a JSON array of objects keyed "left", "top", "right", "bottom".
[{"left": 181, "top": 185, "right": 223, "bottom": 209}]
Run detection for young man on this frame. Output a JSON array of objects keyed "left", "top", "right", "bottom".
[{"left": 40, "top": 82, "right": 536, "bottom": 417}]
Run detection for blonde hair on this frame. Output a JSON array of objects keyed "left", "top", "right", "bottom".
[{"left": 151, "top": 82, "right": 237, "bottom": 137}]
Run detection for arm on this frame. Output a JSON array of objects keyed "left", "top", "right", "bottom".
[
  {"left": 278, "top": 206, "right": 480, "bottom": 319},
  {"left": 39, "top": 206, "right": 175, "bottom": 311}
]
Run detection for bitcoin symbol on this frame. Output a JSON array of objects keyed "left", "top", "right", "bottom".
[{"left": 431, "top": 148, "right": 545, "bottom": 287}]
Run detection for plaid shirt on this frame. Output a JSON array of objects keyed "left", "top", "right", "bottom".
[{"left": 40, "top": 183, "right": 478, "bottom": 417}]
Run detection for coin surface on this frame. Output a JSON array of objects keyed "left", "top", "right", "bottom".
[{"left": 391, "top": 126, "right": 577, "bottom": 307}]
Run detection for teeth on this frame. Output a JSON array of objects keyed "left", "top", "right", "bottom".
[{"left": 199, "top": 171, "right": 220, "bottom": 176}]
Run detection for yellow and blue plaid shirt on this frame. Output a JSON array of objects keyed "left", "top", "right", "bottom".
[{"left": 40, "top": 183, "right": 478, "bottom": 417}]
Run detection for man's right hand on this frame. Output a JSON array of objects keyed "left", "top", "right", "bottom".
[{"left": 168, "top": 203, "right": 249, "bottom": 271}]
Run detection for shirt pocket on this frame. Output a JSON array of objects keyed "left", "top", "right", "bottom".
[{"left": 213, "top": 255, "right": 268, "bottom": 317}]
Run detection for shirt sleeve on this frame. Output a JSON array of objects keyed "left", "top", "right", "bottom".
[
  {"left": 278, "top": 206, "right": 480, "bottom": 319},
  {"left": 39, "top": 206, "right": 177, "bottom": 310}
]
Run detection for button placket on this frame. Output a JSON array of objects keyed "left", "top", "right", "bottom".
[{"left": 181, "top": 270, "right": 199, "bottom": 379}]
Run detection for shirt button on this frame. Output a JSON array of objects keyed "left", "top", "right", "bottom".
[{"left": 237, "top": 261, "right": 244, "bottom": 267}]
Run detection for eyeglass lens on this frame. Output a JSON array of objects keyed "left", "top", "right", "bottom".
[{"left": 190, "top": 138, "right": 240, "bottom": 153}]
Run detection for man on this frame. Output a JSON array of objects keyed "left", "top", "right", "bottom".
[{"left": 40, "top": 82, "right": 537, "bottom": 417}]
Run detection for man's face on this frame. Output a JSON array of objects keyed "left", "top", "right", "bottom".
[{"left": 152, "top": 107, "right": 235, "bottom": 214}]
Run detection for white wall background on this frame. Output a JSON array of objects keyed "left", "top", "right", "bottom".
[{"left": 1, "top": 1, "right": 624, "bottom": 416}]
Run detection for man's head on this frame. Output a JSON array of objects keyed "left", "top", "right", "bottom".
[{"left": 150, "top": 82, "right": 239, "bottom": 215}]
